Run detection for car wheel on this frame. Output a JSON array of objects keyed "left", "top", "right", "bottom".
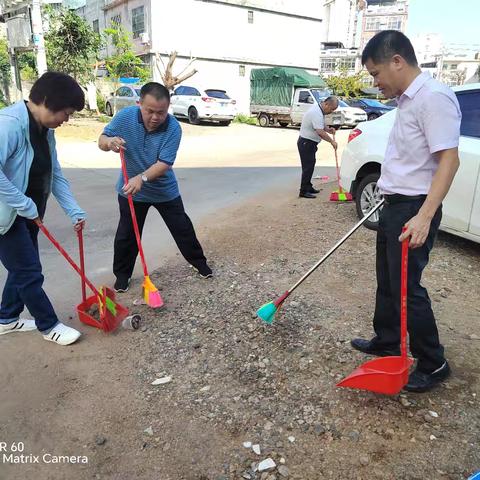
[
  {"left": 188, "top": 107, "right": 200, "bottom": 125},
  {"left": 106, "top": 102, "right": 113, "bottom": 116},
  {"left": 367, "top": 113, "right": 379, "bottom": 121},
  {"left": 258, "top": 113, "right": 270, "bottom": 127},
  {"left": 355, "top": 172, "right": 383, "bottom": 230},
  {"left": 278, "top": 121, "right": 289, "bottom": 127},
  {"left": 219, "top": 120, "right": 231, "bottom": 126}
]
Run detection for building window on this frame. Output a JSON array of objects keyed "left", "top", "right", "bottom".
[
  {"left": 132, "top": 6, "right": 145, "bottom": 39},
  {"left": 92, "top": 19, "right": 99, "bottom": 34},
  {"left": 365, "top": 16, "right": 381, "bottom": 31},
  {"left": 337, "top": 57, "right": 356, "bottom": 70},
  {"left": 111, "top": 14, "right": 121, "bottom": 26},
  {"left": 320, "top": 58, "right": 336, "bottom": 71},
  {"left": 387, "top": 16, "right": 402, "bottom": 30},
  {"left": 248, "top": 10, "right": 254, "bottom": 23},
  {"left": 239, "top": 65, "right": 245, "bottom": 77}
]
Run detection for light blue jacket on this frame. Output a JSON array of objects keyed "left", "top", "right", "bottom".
[{"left": 0, "top": 101, "right": 85, "bottom": 234}]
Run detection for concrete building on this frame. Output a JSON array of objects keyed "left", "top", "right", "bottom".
[
  {"left": 319, "top": 0, "right": 363, "bottom": 77},
  {"left": 359, "top": 0, "right": 408, "bottom": 50},
  {"left": 77, "top": 0, "right": 326, "bottom": 113},
  {"left": 412, "top": 34, "right": 480, "bottom": 86}
]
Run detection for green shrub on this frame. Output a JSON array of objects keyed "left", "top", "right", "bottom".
[
  {"left": 96, "top": 90, "right": 106, "bottom": 113},
  {"left": 234, "top": 113, "right": 256, "bottom": 125}
]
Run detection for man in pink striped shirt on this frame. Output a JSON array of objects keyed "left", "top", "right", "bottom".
[{"left": 350, "top": 31, "right": 461, "bottom": 392}]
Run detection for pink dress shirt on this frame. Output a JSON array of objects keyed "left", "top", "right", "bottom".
[{"left": 378, "top": 72, "right": 461, "bottom": 195}]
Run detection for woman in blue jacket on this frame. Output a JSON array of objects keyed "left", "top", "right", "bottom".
[{"left": 0, "top": 72, "right": 86, "bottom": 346}]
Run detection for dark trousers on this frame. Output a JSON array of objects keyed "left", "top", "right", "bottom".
[
  {"left": 113, "top": 194, "right": 208, "bottom": 280},
  {"left": 297, "top": 137, "right": 318, "bottom": 193},
  {"left": 0, "top": 216, "right": 58, "bottom": 332},
  {"left": 372, "top": 196, "right": 445, "bottom": 373}
]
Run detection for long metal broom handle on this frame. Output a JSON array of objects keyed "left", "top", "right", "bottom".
[{"left": 288, "top": 198, "right": 385, "bottom": 294}]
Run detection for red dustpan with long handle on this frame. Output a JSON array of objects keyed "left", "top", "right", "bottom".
[{"left": 337, "top": 231, "right": 414, "bottom": 395}]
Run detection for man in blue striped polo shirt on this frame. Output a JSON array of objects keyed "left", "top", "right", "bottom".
[{"left": 99, "top": 83, "right": 211, "bottom": 292}]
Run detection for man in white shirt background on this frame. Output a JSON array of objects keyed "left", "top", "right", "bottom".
[
  {"left": 297, "top": 96, "right": 338, "bottom": 198},
  {"left": 350, "top": 30, "right": 461, "bottom": 392}
]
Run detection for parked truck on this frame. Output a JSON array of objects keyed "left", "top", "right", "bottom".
[{"left": 250, "top": 67, "right": 343, "bottom": 128}]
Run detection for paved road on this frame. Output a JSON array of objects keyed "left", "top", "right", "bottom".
[{"left": 0, "top": 122, "right": 351, "bottom": 318}]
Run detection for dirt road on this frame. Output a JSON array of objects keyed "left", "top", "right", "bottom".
[{"left": 1, "top": 119, "right": 479, "bottom": 480}]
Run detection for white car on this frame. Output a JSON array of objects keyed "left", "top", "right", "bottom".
[
  {"left": 170, "top": 86, "right": 237, "bottom": 125},
  {"left": 340, "top": 83, "right": 480, "bottom": 244},
  {"left": 337, "top": 99, "right": 368, "bottom": 128},
  {"left": 105, "top": 85, "right": 141, "bottom": 116}
]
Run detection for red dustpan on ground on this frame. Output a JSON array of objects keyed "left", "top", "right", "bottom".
[
  {"left": 337, "top": 233, "right": 414, "bottom": 395},
  {"left": 37, "top": 221, "right": 129, "bottom": 333}
]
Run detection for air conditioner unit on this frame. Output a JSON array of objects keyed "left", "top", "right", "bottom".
[{"left": 139, "top": 32, "right": 150, "bottom": 45}]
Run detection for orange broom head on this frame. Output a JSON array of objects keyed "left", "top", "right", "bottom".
[
  {"left": 330, "top": 189, "right": 353, "bottom": 202},
  {"left": 142, "top": 275, "right": 164, "bottom": 308}
]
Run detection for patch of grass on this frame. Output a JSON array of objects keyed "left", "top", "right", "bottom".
[
  {"left": 233, "top": 114, "right": 257, "bottom": 126},
  {"left": 98, "top": 115, "right": 111, "bottom": 123}
]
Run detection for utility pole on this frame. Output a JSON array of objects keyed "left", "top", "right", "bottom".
[{"left": 31, "top": 0, "right": 47, "bottom": 75}]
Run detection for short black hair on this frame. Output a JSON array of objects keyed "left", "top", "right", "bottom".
[
  {"left": 323, "top": 96, "right": 339, "bottom": 106},
  {"left": 362, "top": 30, "right": 418, "bottom": 66},
  {"left": 29, "top": 72, "right": 85, "bottom": 112},
  {"left": 140, "top": 82, "right": 170, "bottom": 102}
]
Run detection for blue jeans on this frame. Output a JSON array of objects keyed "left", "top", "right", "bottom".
[{"left": 0, "top": 216, "right": 58, "bottom": 332}]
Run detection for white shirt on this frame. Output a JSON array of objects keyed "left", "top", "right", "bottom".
[
  {"left": 299, "top": 103, "right": 325, "bottom": 143},
  {"left": 378, "top": 72, "right": 461, "bottom": 196}
]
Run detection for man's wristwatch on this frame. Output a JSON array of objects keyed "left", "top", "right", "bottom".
[{"left": 141, "top": 173, "right": 148, "bottom": 183}]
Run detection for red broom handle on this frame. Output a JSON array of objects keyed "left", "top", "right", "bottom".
[
  {"left": 77, "top": 228, "right": 87, "bottom": 302},
  {"left": 400, "top": 229, "right": 409, "bottom": 360},
  {"left": 332, "top": 132, "right": 343, "bottom": 194},
  {"left": 119, "top": 148, "right": 149, "bottom": 278},
  {"left": 36, "top": 220, "right": 101, "bottom": 299}
]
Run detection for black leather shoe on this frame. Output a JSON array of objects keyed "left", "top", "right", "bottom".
[
  {"left": 309, "top": 187, "right": 321, "bottom": 194},
  {"left": 351, "top": 338, "right": 400, "bottom": 357},
  {"left": 404, "top": 361, "right": 451, "bottom": 393},
  {"left": 299, "top": 192, "right": 316, "bottom": 199}
]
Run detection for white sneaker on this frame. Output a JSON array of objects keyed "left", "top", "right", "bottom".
[
  {"left": 43, "top": 322, "right": 81, "bottom": 346},
  {"left": 0, "top": 319, "right": 37, "bottom": 335}
]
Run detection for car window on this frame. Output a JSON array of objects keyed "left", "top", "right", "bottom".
[
  {"left": 456, "top": 90, "right": 480, "bottom": 138},
  {"left": 116, "top": 88, "right": 125, "bottom": 96},
  {"left": 183, "top": 87, "right": 201, "bottom": 96},
  {"left": 299, "top": 91, "right": 313, "bottom": 103},
  {"left": 134, "top": 89, "right": 141, "bottom": 97},
  {"left": 124, "top": 88, "right": 134, "bottom": 98},
  {"left": 173, "top": 86, "right": 184, "bottom": 95},
  {"left": 338, "top": 100, "right": 350, "bottom": 107},
  {"left": 205, "top": 89, "right": 230, "bottom": 99},
  {"left": 349, "top": 100, "right": 360, "bottom": 107},
  {"left": 362, "top": 99, "right": 385, "bottom": 108}
]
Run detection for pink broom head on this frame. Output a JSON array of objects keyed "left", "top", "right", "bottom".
[{"left": 142, "top": 276, "right": 164, "bottom": 309}]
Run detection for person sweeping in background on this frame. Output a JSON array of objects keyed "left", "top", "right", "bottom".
[
  {"left": 297, "top": 96, "right": 338, "bottom": 199},
  {"left": 98, "top": 82, "right": 212, "bottom": 293},
  {"left": 0, "top": 72, "right": 87, "bottom": 346},
  {"left": 350, "top": 30, "right": 461, "bottom": 393}
]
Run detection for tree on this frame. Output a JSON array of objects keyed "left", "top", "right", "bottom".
[
  {"left": 104, "top": 24, "right": 149, "bottom": 81},
  {"left": 0, "top": 38, "right": 11, "bottom": 106},
  {"left": 324, "top": 67, "right": 369, "bottom": 98},
  {"left": 44, "top": 8, "right": 101, "bottom": 83},
  {"left": 154, "top": 51, "right": 197, "bottom": 90},
  {"left": 104, "top": 24, "right": 150, "bottom": 113}
]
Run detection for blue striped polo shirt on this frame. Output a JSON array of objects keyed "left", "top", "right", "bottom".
[{"left": 103, "top": 106, "right": 182, "bottom": 203}]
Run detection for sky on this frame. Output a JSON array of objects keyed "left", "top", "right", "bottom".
[{"left": 406, "top": 0, "right": 480, "bottom": 47}]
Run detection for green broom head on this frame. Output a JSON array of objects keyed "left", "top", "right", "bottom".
[
  {"left": 329, "top": 189, "right": 353, "bottom": 202},
  {"left": 256, "top": 291, "right": 289, "bottom": 324}
]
